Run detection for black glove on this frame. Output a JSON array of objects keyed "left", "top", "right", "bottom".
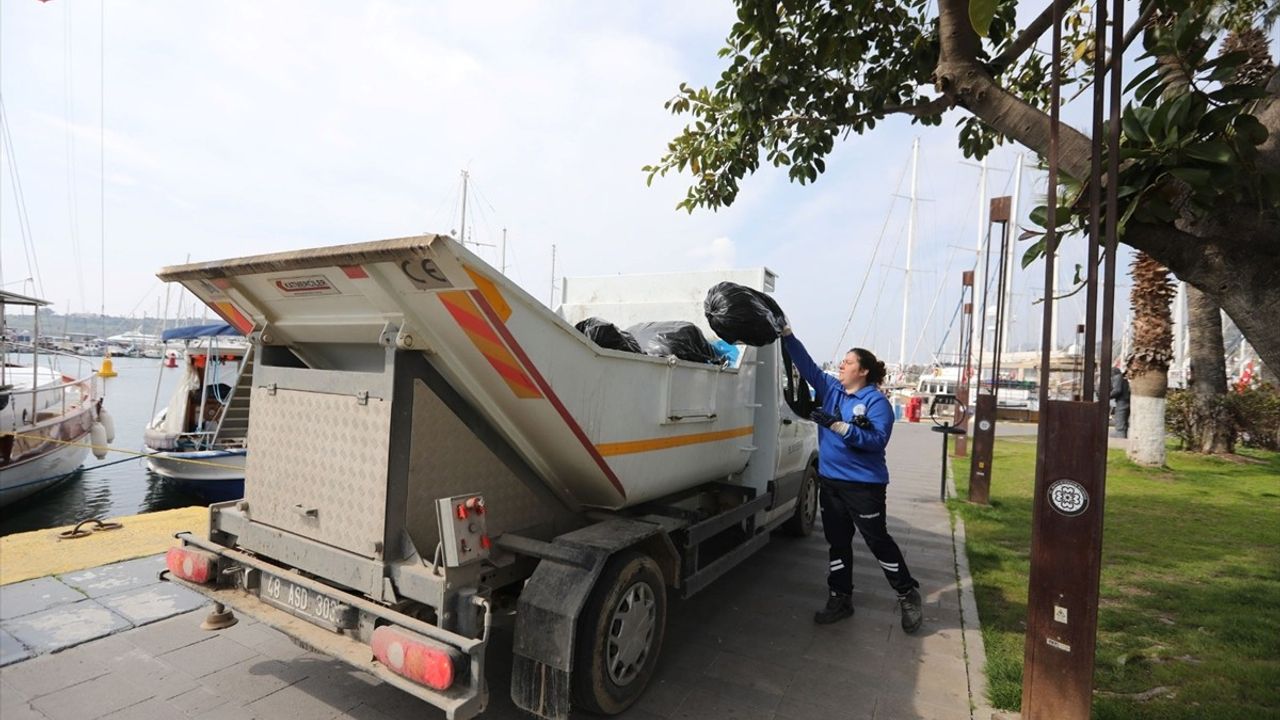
[
  {"left": 809, "top": 409, "right": 840, "bottom": 428},
  {"left": 852, "top": 414, "right": 872, "bottom": 429}
]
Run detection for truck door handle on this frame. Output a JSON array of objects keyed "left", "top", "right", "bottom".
[
  {"left": 782, "top": 418, "right": 793, "bottom": 425},
  {"left": 291, "top": 504, "right": 319, "bottom": 519}
]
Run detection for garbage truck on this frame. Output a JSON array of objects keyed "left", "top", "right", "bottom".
[{"left": 159, "top": 234, "right": 819, "bottom": 720}]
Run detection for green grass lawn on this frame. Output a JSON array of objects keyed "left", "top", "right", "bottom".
[{"left": 950, "top": 438, "right": 1280, "bottom": 720}]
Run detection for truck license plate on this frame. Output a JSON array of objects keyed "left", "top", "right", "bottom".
[{"left": 259, "top": 572, "right": 357, "bottom": 631}]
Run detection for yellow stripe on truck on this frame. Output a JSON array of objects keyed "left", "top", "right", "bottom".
[{"left": 596, "top": 426, "right": 755, "bottom": 457}]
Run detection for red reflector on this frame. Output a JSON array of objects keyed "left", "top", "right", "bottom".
[
  {"left": 371, "top": 626, "right": 462, "bottom": 691},
  {"left": 166, "top": 546, "right": 217, "bottom": 584},
  {"left": 455, "top": 504, "right": 467, "bottom": 520},
  {"left": 480, "top": 535, "right": 491, "bottom": 550}
]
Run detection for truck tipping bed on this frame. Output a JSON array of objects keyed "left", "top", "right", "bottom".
[{"left": 159, "top": 234, "right": 765, "bottom": 511}]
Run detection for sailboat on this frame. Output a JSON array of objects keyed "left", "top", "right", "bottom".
[
  {"left": 1, "top": 291, "right": 112, "bottom": 507},
  {"left": 142, "top": 323, "right": 251, "bottom": 499}
]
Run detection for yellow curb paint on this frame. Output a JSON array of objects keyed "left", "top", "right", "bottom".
[{"left": 0, "top": 507, "right": 208, "bottom": 586}]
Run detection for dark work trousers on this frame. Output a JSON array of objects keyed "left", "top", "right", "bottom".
[
  {"left": 1113, "top": 400, "right": 1130, "bottom": 437},
  {"left": 819, "top": 477, "right": 919, "bottom": 596}
]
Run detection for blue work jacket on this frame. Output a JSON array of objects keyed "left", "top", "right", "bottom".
[{"left": 783, "top": 334, "right": 893, "bottom": 484}]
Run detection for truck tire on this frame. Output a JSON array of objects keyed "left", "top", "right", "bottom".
[
  {"left": 573, "top": 551, "right": 667, "bottom": 715},
  {"left": 782, "top": 465, "right": 819, "bottom": 537}
]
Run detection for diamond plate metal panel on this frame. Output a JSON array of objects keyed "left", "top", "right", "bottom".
[
  {"left": 245, "top": 387, "right": 391, "bottom": 556},
  {"left": 404, "top": 381, "right": 561, "bottom": 554}
]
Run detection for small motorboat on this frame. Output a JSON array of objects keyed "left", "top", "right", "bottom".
[{"left": 143, "top": 323, "right": 250, "bottom": 498}]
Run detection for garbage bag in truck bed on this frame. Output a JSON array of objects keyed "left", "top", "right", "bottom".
[
  {"left": 574, "top": 317, "right": 643, "bottom": 354},
  {"left": 703, "top": 281, "right": 788, "bottom": 347},
  {"left": 626, "top": 321, "right": 719, "bottom": 364}
]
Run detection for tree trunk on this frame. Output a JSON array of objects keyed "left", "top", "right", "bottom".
[
  {"left": 930, "top": 1, "right": 1280, "bottom": 372},
  {"left": 1126, "top": 253, "right": 1176, "bottom": 466},
  {"left": 1186, "top": 285, "right": 1234, "bottom": 453}
]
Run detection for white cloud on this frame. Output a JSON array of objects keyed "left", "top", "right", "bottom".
[{"left": 687, "top": 236, "right": 735, "bottom": 270}]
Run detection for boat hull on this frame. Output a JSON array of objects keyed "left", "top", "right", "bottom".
[
  {"left": 0, "top": 432, "right": 89, "bottom": 508},
  {"left": 145, "top": 448, "right": 245, "bottom": 498}
]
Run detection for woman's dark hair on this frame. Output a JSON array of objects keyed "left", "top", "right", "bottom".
[{"left": 848, "top": 347, "right": 887, "bottom": 385}]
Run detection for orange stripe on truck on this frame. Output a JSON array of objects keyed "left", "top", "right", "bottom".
[
  {"left": 213, "top": 302, "right": 254, "bottom": 335},
  {"left": 464, "top": 267, "right": 512, "bottom": 322},
  {"left": 438, "top": 291, "right": 542, "bottom": 400},
  {"left": 595, "top": 426, "right": 755, "bottom": 457}
]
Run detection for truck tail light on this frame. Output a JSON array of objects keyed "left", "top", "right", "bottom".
[
  {"left": 371, "top": 626, "right": 464, "bottom": 691},
  {"left": 166, "top": 546, "right": 217, "bottom": 584}
]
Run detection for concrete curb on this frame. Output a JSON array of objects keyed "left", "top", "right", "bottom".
[{"left": 946, "top": 454, "right": 996, "bottom": 720}]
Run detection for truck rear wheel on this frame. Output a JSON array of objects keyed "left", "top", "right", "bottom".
[
  {"left": 573, "top": 551, "right": 667, "bottom": 715},
  {"left": 782, "top": 465, "right": 819, "bottom": 537}
]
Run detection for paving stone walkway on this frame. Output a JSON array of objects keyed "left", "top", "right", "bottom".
[
  {"left": 0, "top": 554, "right": 208, "bottom": 666},
  {"left": 0, "top": 422, "right": 986, "bottom": 719}
]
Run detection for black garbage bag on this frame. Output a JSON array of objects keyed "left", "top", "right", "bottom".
[
  {"left": 626, "top": 321, "right": 720, "bottom": 364},
  {"left": 574, "top": 317, "right": 643, "bottom": 354},
  {"left": 703, "top": 281, "right": 788, "bottom": 346}
]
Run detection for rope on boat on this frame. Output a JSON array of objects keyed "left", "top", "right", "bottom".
[
  {"left": 0, "top": 453, "right": 142, "bottom": 495},
  {"left": 1, "top": 431, "right": 246, "bottom": 471}
]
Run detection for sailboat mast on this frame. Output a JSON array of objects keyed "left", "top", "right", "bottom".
[
  {"left": 501, "top": 227, "right": 508, "bottom": 275},
  {"left": 1002, "top": 153, "right": 1023, "bottom": 358},
  {"left": 971, "top": 157, "right": 988, "bottom": 382},
  {"left": 899, "top": 138, "right": 919, "bottom": 368},
  {"left": 549, "top": 244, "right": 557, "bottom": 306},
  {"left": 1171, "top": 281, "right": 1188, "bottom": 386},
  {"left": 1050, "top": 251, "right": 1061, "bottom": 352},
  {"left": 458, "top": 170, "right": 469, "bottom": 245}
]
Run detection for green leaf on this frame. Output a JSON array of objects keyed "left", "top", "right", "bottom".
[
  {"left": 1199, "top": 51, "right": 1249, "bottom": 73},
  {"left": 1028, "top": 204, "right": 1073, "bottom": 228},
  {"left": 1233, "top": 114, "right": 1268, "bottom": 146},
  {"left": 1198, "top": 104, "right": 1239, "bottom": 135},
  {"left": 1149, "top": 101, "right": 1172, "bottom": 144},
  {"left": 1021, "top": 237, "right": 1046, "bottom": 269},
  {"left": 1122, "top": 106, "right": 1149, "bottom": 145},
  {"left": 1133, "top": 74, "right": 1164, "bottom": 105},
  {"left": 1167, "top": 167, "right": 1212, "bottom": 188},
  {"left": 1210, "top": 85, "right": 1268, "bottom": 103},
  {"left": 1124, "top": 62, "right": 1158, "bottom": 93},
  {"left": 968, "top": 0, "right": 1000, "bottom": 38},
  {"left": 1184, "top": 141, "right": 1233, "bottom": 164}
]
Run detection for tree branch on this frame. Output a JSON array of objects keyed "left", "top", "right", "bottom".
[
  {"left": 935, "top": 0, "right": 1094, "bottom": 178},
  {"left": 989, "top": 0, "right": 1076, "bottom": 75},
  {"left": 781, "top": 95, "right": 955, "bottom": 129},
  {"left": 989, "top": 0, "right": 1156, "bottom": 79},
  {"left": 886, "top": 96, "right": 956, "bottom": 116}
]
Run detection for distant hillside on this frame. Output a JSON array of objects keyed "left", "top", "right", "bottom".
[{"left": 3, "top": 309, "right": 212, "bottom": 339}]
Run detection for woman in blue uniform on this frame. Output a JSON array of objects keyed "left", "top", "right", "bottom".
[{"left": 781, "top": 328, "right": 923, "bottom": 632}]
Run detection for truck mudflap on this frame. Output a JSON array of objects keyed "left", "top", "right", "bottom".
[
  {"left": 506, "top": 518, "right": 681, "bottom": 720},
  {"left": 162, "top": 533, "right": 489, "bottom": 720}
]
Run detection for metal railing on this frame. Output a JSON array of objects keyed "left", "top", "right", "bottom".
[{"left": 1, "top": 342, "right": 100, "bottom": 429}]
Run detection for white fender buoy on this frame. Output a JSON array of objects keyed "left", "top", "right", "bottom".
[
  {"left": 98, "top": 408, "right": 116, "bottom": 443},
  {"left": 90, "top": 422, "right": 109, "bottom": 459}
]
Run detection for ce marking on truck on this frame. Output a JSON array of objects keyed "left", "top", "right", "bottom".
[{"left": 401, "top": 258, "right": 453, "bottom": 289}]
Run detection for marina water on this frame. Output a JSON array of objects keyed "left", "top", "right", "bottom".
[{"left": 0, "top": 355, "right": 207, "bottom": 536}]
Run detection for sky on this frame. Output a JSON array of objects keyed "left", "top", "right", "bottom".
[{"left": 0, "top": 0, "right": 1190, "bottom": 367}]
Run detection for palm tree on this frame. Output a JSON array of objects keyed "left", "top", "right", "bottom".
[
  {"left": 1175, "top": 27, "right": 1272, "bottom": 455},
  {"left": 1126, "top": 252, "right": 1176, "bottom": 466},
  {"left": 1186, "top": 286, "right": 1234, "bottom": 453}
]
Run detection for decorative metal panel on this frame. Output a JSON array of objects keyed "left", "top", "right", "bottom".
[{"left": 245, "top": 387, "right": 391, "bottom": 556}]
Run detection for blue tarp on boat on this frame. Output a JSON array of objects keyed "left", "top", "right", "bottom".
[{"left": 161, "top": 323, "right": 241, "bottom": 341}]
